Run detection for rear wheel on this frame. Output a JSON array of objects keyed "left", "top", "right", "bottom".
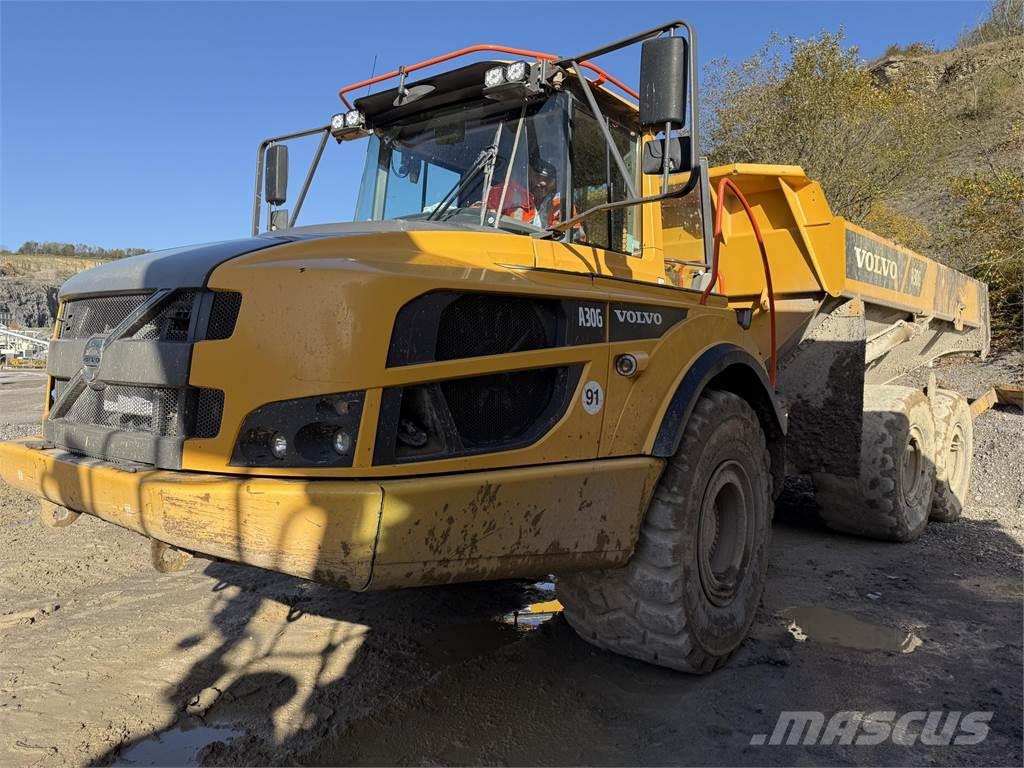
[
  {"left": 556, "top": 390, "right": 772, "bottom": 673},
  {"left": 814, "top": 385, "right": 936, "bottom": 542},
  {"left": 930, "top": 390, "right": 973, "bottom": 523}
]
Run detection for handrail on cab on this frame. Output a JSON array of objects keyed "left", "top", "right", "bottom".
[{"left": 337, "top": 44, "right": 639, "bottom": 109}]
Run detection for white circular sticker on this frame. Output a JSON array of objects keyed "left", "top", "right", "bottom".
[{"left": 581, "top": 380, "right": 604, "bottom": 415}]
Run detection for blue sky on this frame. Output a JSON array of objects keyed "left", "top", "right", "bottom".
[{"left": 1, "top": 0, "right": 990, "bottom": 251}]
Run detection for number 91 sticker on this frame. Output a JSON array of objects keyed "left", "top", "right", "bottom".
[{"left": 581, "top": 380, "right": 604, "bottom": 415}]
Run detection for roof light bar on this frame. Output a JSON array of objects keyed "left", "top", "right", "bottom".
[{"left": 329, "top": 110, "right": 368, "bottom": 142}]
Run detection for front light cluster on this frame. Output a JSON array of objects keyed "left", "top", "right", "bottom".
[
  {"left": 231, "top": 391, "right": 364, "bottom": 468},
  {"left": 330, "top": 110, "right": 368, "bottom": 142}
]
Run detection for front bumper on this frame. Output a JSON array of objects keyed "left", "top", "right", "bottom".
[
  {"left": 0, "top": 437, "right": 383, "bottom": 589},
  {"left": 0, "top": 438, "right": 663, "bottom": 590}
]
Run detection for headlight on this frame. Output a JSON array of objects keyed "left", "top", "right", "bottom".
[
  {"left": 484, "top": 66, "right": 505, "bottom": 88},
  {"left": 504, "top": 61, "right": 528, "bottom": 82},
  {"left": 332, "top": 429, "right": 353, "bottom": 456},
  {"left": 232, "top": 391, "right": 364, "bottom": 468},
  {"left": 270, "top": 432, "right": 289, "bottom": 459}
]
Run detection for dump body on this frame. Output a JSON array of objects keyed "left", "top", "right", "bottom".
[{"left": 662, "top": 163, "right": 989, "bottom": 375}]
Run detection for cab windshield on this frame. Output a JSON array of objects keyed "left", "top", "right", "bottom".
[{"left": 354, "top": 94, "right": 571, "bottom": 234}]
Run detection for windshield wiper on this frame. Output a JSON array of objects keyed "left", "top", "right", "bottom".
[{"left": 426, "top": 144, "right": 498, "bottom": 222}]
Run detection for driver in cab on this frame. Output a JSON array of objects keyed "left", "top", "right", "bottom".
[{"left": 484, "top": 156, "right": 564, "bottom": 228}]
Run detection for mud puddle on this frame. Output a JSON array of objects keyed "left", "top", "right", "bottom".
[
  {"left": 115, "top": 725, "right": 241, "bottom": 766},
  {"left": 781, "top": 606, "right": 923, "bottom": 653}
]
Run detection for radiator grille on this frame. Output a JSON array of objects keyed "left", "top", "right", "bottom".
[
  {"left": 193, "top": 388, "right": 225, "bottom": 438},
  {"left": 436, "top": 294, "right": 553, "bottom": 361},
  {"left": 60, "top": 384, "right": 182, "bottom": 436},
  {"left": 207, "top": 292, "right": 242, "bottom": 340},
  {"left": 59, "top": 294, "right": 150, "bottom": 340},
  {"left": 131, "top": 291, "right": 198, "bottom": 342},
  {"left": 59, "top": 290, "right": 241, "bottom": 343}
]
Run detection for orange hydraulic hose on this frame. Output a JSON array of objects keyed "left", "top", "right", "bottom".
[
  {"left": 699, "top": 177, "right": 777, "bottom": 387},
  {"left": 338, "top": 44, "right": 639, "bottom": 108}
]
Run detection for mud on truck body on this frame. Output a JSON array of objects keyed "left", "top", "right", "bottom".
[{"left": 0, "top": 22, "right": 989, "bottom": 672}]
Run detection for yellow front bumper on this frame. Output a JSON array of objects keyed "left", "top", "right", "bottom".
[
  {"left": 0, "top": 438, "right": 663, "bottom": 590},
  {"left": 0, "top": 438, "right": 383, "bottom": 589}
]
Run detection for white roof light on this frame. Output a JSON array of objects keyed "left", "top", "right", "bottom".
[
  {"left": 505, "top": 61, "right": 528, "bottom": 82},
  {"left": 484, "top": 66, "right": 505, "bottom": 88}
]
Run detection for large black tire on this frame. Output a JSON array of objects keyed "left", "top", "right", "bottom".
[
  {"left": 814, "top": 385, "right": 936, "bottom": 542},
  {"left": 556, "top": 390, "right": 772, "bottom": 673},
  {"left": 930, "top": 390, "right": 973, "bottom": 523}
]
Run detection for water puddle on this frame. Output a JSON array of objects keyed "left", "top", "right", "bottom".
[
  {"left": 115, "top": 725, "right": 241, "bottom": 766},
  {"left": 780, "top": 606, "right": 922, "bottom": 654},
  {"left": 500, "top": 580, "right": 562, "bottom": 630}
]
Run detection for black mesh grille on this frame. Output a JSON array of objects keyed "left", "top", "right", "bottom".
[
  {"left": 59, "top": 384, "right": 182, "bottom": 436},
  {"left": 206, "top": 292, "right": 242, "bottom": 340},
  {"left": 193, "top": 388, "right": 225, "bottom": 438},
  {"left": 441, "top": 368, "right": 558, "bottom": 446},
  {"left": 131, "top": 291, "right": 197, "bottom": 342},
  {"left": 59, "top": 294, "right": 150, "bottom": 339},
  {"left": 435, "top": 295, "right": 553, "bottom": 361}
]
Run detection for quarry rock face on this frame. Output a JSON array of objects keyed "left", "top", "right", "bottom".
[
  {"left": 1, "top": 254, "right": 107, "bottom": 330},
  {"left": 0, "top": 279, "right": 60, "bottom": 328}
]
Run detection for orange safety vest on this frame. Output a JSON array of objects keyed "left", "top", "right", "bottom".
[{"left": 485, "top": 182, "right": 563, "bottom": 228}]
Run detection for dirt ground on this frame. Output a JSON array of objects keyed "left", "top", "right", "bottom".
[{"left": 1, "top": 355, "right": 1021, "bottom": 767}]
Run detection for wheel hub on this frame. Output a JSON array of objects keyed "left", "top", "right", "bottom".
[
  {"left": 901, "top": 425, "right": 927, "bottom": 504},
  {"left": 697, "top": 460, "right": 754, "bottom": 607},
  {"left": 947, "top": 424, "right": 966, "bottom": 488}
]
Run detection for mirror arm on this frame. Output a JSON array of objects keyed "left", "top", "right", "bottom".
[
  {"left": 535, "top": 169, "right": 699, "bottom": 238},
  {"left": 252, "top": 139, "right": 271, "bottom": 236},
  {"left": 289, "top": 128, "right": 331, "bottom": 228},
  {"left": 570, "top": 60, "right": 638, "bottom": 200},
  {"left": 662, "top": 120, "right": 672, "bottom": 194},
  {"left": 251, "top": 124, "right": 331, "bottom": 235}
]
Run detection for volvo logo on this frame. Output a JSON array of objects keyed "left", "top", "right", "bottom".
[
  {"left": 82, "top": 335, "right": 105, "bottom": 385},
  {"left": 613, "top": 308, "right": 663, "bottom": 325}
]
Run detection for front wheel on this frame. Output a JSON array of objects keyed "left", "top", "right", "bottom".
[{"left": 556, "top": 389, "right": 773, "bottom": 673}]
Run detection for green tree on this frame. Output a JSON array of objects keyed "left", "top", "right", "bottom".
[
  {"left": 940, "top": 169, "right": 1024, "bottom": 347},
  {"left": 703, "top": 31, "right": 943, "bottom": 229},
  {"left": 958, "top": 0, "right": 1024, "bottom": 47}
]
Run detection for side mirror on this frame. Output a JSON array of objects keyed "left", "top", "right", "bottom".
[
  {"left": 639, "top": 36, "right": 689, "bottom": 130},
  {"left": 269, "top": 209, "right": 290, "bottom": 232},
  {"left": 265, "top": 145, "right": 289, "bottom": 206},
  {"left": 642, "top": 136, "right": 692, "bottom": 176}
]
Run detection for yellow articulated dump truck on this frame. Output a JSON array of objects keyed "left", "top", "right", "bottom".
[{"left": 0, "top": 21, "right": 988, "bottom": 673}]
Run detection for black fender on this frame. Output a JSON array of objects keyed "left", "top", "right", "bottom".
[{"left": 653, "top": 343, "right": 787, "bottom": 470}]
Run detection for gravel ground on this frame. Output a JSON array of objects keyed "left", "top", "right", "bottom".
[{"left": 0, "top": 355, "right": 1021, "bottom": 767}]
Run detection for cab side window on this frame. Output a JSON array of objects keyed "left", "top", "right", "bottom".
[{"left": 570, "top": 109, "right": 640, "bottom": 255}]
